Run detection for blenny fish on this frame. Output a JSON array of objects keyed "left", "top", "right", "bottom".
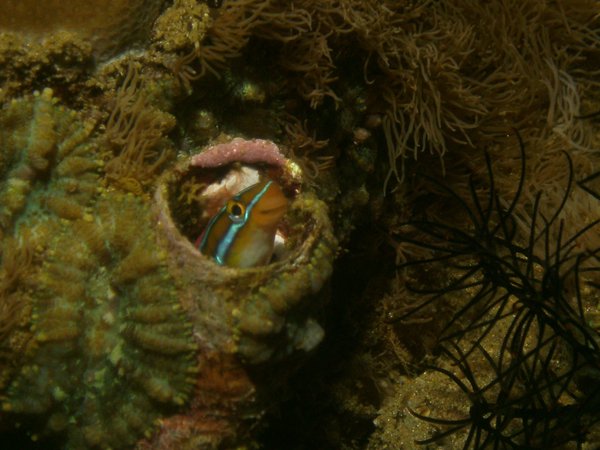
[{"left": 195, "top": 179, "right": 288, "bottom": 268}]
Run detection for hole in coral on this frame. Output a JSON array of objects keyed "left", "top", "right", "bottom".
[{"left": 166, "top": 160, "right": 301, "bottom": 266}]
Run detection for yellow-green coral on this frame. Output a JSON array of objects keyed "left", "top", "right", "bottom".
[
  {"left": 0, "top": 80, "right": 340, "bottom": 448},
  {"left": 0, "top": 89, "right": 99, "bottom": 393},
  {"left": 0, "top": 91, "right": 197, "bottom": 449},
  {"left": 0, "top": 89, "right": 91, "bottom": 235},
  {"left": 153, "top": 0, "right": 211, "bottom": 53},
  {"left": 22, "top": 193, "right": 196, "bottom": 448},
  {"left": 0, "top": 237, "right": 33, "bottom": 392}
]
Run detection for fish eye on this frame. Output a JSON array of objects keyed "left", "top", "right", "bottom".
[{"left": 227, "top": 201, "right": 245, "bottom": 222}]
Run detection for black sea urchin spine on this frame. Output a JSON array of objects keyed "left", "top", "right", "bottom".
[{"left": 392, "top": 134, "right": 600, "bottom": 449}]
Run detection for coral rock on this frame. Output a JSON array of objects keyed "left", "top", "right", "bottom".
[
  {"left": 142, "top": 138, "right": 337, "bottom": 447},
  {"left": 0, "top": 0, "right": 165, "bottom": 59},
  {"left": 0, "top": 91, "right": 336, "bottom": 450}
]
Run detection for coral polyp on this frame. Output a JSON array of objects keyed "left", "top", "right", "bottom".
[
  {"left": 20, "top": 193, "right": 197, "bottom": 448},
  {"left": 0, "top": 89, "right": 197, "bottom": 448}
]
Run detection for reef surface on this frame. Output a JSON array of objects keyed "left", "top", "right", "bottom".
[{"left": 0, "top": 1, "right": 600, "bottom": 449}]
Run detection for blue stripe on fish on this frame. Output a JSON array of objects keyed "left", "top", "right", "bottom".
[{"left": 210, "top": 181, "right": 273, "bottom": 265}]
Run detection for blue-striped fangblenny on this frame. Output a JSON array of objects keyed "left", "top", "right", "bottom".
[{"left": 195, "top": 180, "right": 288, "bottom": 268}]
